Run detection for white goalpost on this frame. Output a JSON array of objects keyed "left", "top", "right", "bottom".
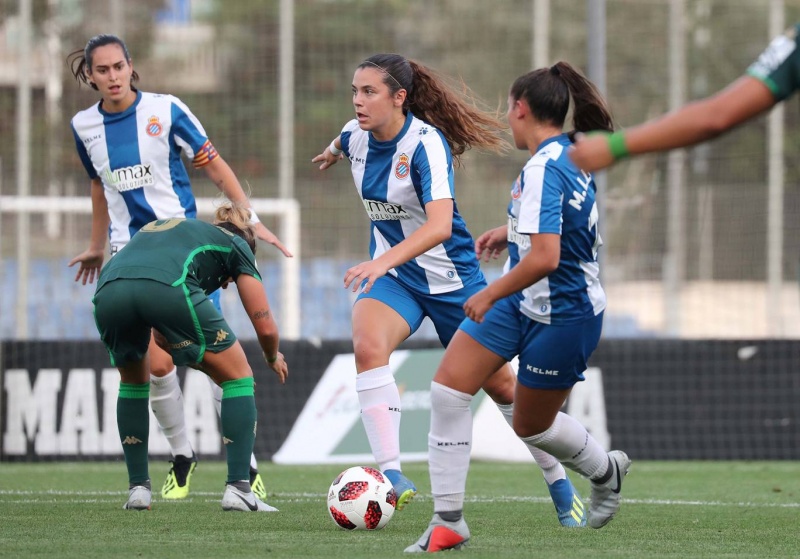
[{"left": 0, "top": 195, "right": 301, "bottom": 340}]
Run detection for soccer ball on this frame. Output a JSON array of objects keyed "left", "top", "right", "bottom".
[{"left": 327, "top": 466, "right": 397, "bottom": 530}]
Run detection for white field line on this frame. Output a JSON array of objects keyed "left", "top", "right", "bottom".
[{"left": 1, "top": 490, "right": 799, "bottom": 508}]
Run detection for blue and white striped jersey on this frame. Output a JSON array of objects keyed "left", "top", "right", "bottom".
[
  {"left": 339, "top": 112, "right": 483, "bottom": 295},
  {"left": 71, "top": 90, "right": 218, "bottom": 249},
  {"left": 507, "top": 133, "right": 606, "bottom": 324}
]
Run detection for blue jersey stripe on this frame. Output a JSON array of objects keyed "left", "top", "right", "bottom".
[
  {"left": 103, "top": 110, "right": 157, "bottom": 238},
  {"left": 169, "top": 103, "right": 199, "bottom": 216}
]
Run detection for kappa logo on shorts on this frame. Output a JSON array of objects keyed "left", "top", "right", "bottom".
[
  {"left": 145, "top": 115, "right": 163, "bottom": 137},
  {"left": 214, "top": 330, "right": 230, "bottom": 345},
  {"left": 395, "top": 153, "right": 410, "bottom": 180}
]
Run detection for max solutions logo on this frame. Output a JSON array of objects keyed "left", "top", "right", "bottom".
[
  {"left": 362, "top": 199, "right": 411, "bottom": 221},
  {"left": 103, "top": 163, "right": 155, "bottom": 192}
]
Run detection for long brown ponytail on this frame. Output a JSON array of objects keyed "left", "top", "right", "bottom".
[{"left": 358, "top": 54, "right": 508, "bottom": 166}]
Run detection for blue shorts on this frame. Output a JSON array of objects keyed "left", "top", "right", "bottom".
[
  {"left": 459, "top": 295, "right": 603, "bottom": 390},
  {"left": 208, "top": 289, "right": 222, "bottom": 312},
  {"left": 356, "top": 274, "right": 486, "bottom": 347}
]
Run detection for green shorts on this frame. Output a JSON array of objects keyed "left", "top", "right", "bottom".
[{"left": 93, "top": 278, "right": 237, "bottom": 366}]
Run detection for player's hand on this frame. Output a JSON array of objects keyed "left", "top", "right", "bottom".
[
  {"left": 475, "top": 226, "right": 508, "bottom": 262},
  {"left": 68, "top": 249, "right": 105, "bottom": 285},
  {"left": 463, "top": 287, "right": 496, "bottom": 324},
  {"left": 311, "top": 146, "right": 342, "bottom": 170},
  {"left": 343, "top": 259, "right": 389, "bottom": 294},
  {"left": 265, "top": 352, "right": 288, "bottom": 384},
  {"left": 568, "top": 132, "right": 615, "bottom": 172},
  {"left": 254, "top": 222, "right": 293, "bottom": 257}
]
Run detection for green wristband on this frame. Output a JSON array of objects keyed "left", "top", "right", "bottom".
[
  {"left": 607, "top": 131, "right": 630, "bottom": 160},
  {"left": 266, "top": 354, "right": 278, "bottom": 363}
]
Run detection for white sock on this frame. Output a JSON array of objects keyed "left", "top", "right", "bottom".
[
  {"left": 356, "top": 365, "right": 401, "bottom": 472},
  {"left": 521, "top": 411, "right": 608, "bottom": 481},
  {"left": 496, "top": 402, "right": 566, "bottom": 485},
  {"left": 150, "top": 367, "right": 193, "bottom": 457},
  {"left": 206, "top": 374, "right": 258, "bottom": 471},
  {"left": 429, "top": 381, "right": 473, "bottom": 513}
]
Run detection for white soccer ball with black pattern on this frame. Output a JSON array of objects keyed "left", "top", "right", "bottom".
[{"left": 327, "top": 466, "right": 397, "bottom": 530}]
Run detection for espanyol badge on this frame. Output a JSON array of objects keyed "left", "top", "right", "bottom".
[
  {"left": 511, "top": 174, "right": 522, "bottom": 199},
  {"left": 146, "top": 116, "right": 163, "bottom": 137},
  {"left": 395, "top": 153, "right": 410, "bottom": 180}
]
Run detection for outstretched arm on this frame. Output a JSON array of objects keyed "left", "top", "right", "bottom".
[
  {"left": 203, "top": 156, "right": 293, "bottom": 257},
  {"left": 236, "top": 273, "right": 288, "bottom": 384},
  {"left": 569, "top": 76, "right": 777, "bottom": 172},
  {"left": 68, "top": 178, "right": 109, "bottom": 284}
]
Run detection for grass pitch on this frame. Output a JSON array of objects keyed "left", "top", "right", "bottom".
[{"left": 1, "top": 460, "right": 798, "bottom": 558}]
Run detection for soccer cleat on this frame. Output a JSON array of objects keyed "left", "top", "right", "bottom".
[
  {"left": 161, "top": 453, "right": 198, "bottom": 499},
  {"left": 405, "top": 513, "right": 470, "bottom": 553},
  {"left": 221, "top": 481, "right": 279, "bottom": 512},
  {"left": 250, "top": 467, "right": 267, "bottom": 501},
  {"left": 384, "top": 469, "right": 418, "bottom": 511},
  {"left": 547, "top": 477, "right": 587, "bottom": 527},
  {"left": 123, "top": 481, "right": 152, "bottom": 510},
  {"left": 588, "top": 450, "right": 632, "bottom": 529}
]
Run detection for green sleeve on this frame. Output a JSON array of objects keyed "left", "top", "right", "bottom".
[{"left": 746, "top": 23, "right": 800, "bottom": 102}]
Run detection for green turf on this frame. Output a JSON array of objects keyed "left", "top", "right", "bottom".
[{"left": 1, "top": 460, "right": 798, "bottom": 558}]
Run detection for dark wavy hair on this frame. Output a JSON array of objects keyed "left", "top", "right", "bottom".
[{"left": 358, "top": 53, "right": 508, "bottom": 166}]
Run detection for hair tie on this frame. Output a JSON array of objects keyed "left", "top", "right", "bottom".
[{"left": 550, "top": 65, "right": 561, "bottom": 76}]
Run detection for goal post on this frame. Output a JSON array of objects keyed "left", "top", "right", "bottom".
[{"left": 0, "top": 195, "right": 301, "bottom": 340}]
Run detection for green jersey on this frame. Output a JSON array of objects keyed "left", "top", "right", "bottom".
[
  {"left": 97, "top": 218, "right": 261, "bottom": 293},
  {"left": 747, "top": 23, "right": 800, "bottom": 102}
]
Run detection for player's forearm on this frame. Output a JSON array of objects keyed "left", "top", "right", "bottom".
[
  {"left": 88, "top": 181, "right": 110, "bottom": 251},
  {"left": 624, "top": 76, "right": 776, "bottom": 156},
  {"left": 485, "top": 250, "right": 557, "bottom": 302},
  {"left": 205, "top": 156, "right": 250, "bottom": 206},
  {"left": 377, "top": 221, "right": 451, "bottom": 270},
  {"left": 624, "top": 100, "right": 727, "bottom": 156}
]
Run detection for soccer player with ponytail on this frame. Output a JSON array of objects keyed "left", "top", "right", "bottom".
[{"left": 406, "top": 62, "right": 630, "bottom": 553}]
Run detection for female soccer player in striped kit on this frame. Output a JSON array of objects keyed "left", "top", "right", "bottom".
[
  {"left": 67, "top": 34, "right": 291, "bottom": 503},
  {"left": 406, "top": 62, "right": 630, "bottom": 553},
  {"left": 313, "top": 53, "right": 587, "bottom": 527}
]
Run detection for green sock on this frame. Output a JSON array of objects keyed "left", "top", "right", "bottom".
[
  {"left": 220, "top": 377, "right": 257, "bottom": 484},
  {"left": 117, "top": 382, "right": 150, "bottom": 485}
]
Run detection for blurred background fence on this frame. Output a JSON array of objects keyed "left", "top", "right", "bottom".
[{"left": 1, "top": 0, "right": 800, "bottom": 341}]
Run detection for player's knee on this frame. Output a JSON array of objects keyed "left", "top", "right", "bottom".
[{"left": 353, "top": 338, "right": 391, "bottom": 370}]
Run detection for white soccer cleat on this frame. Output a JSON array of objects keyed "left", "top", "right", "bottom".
[
  {"left": 123, "top": 483, "right": 152, "bottom": 510},
  {"left": 405, "top": 513, "right": 470, "bottom": 553},
  {"left": 222, "top": 481, "right": 279, "bottom": 512},
  {"left": 588, "top": 450, "right": 631, "bottom": 529}
]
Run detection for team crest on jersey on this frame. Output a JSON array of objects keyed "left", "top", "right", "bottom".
[
  {"left": 145, "top": 116, "right": 163, "bottom": 137},
  {"left": 511, "top": 174, "right": 522, "bottom": 199},
  {"left": 395, "top": 153, "right": 410, "bottom": 180}
]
